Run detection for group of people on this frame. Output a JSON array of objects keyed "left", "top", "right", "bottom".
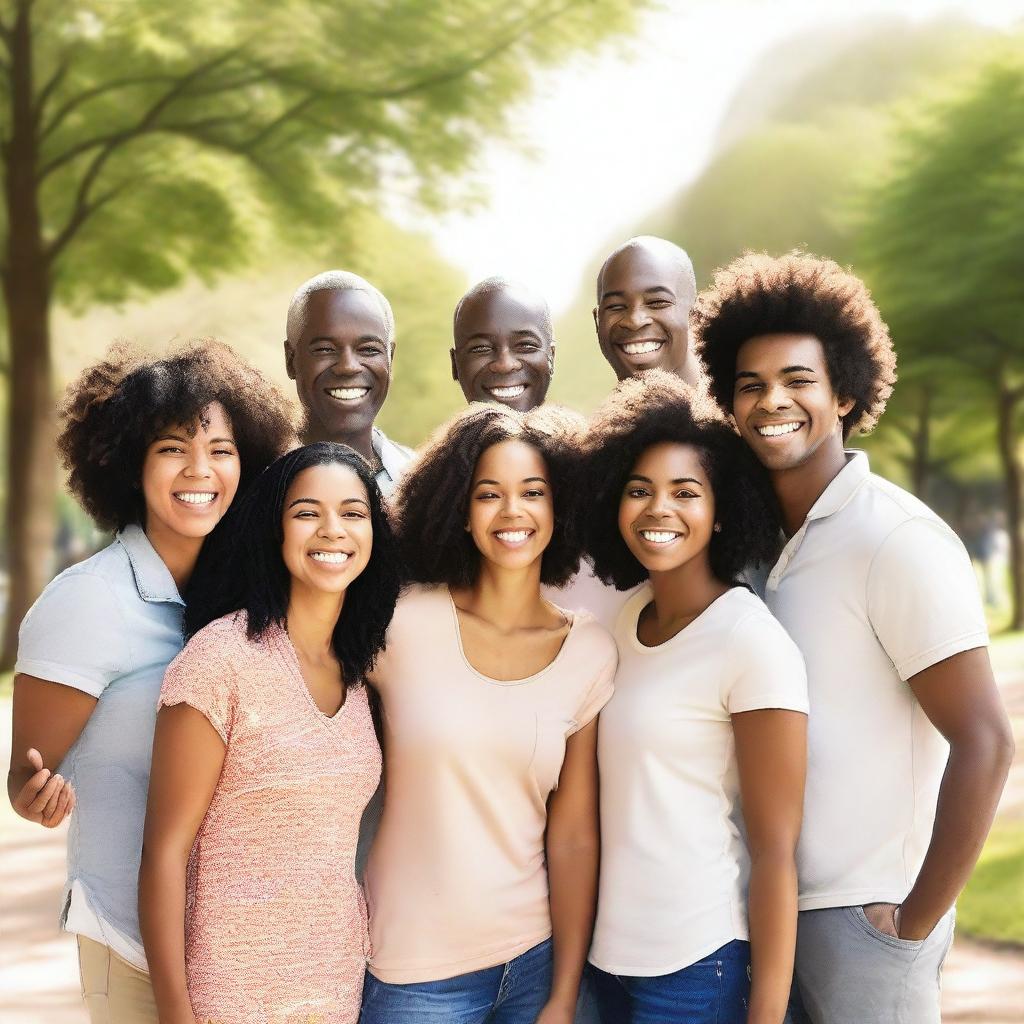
[{"left": 6, "top": 236, "right": 1014, "bottom": 1024}]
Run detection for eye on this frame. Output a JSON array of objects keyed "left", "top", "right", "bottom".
[
  {"left": 359, "top": 345, "right": 385, "bottom": 357},
  {"left": 475, "top": 490, "right": 500, "bottom": 501},
  {"left": 515, "top": 342, "right": 540, "bottom": 352},
  {"left": 469, "top": 345, "right": 492, "bottom": 355},
  {"left": 157, "top": 445, "right": 185, "bottom": 454},
  {"left": 788, "top": 378, "right": 814, "bottom": 387},
  {"left": 675, "top": 489, "right": 699, "bottom": 500},
  {"left": 603, "top": 303, "right": 625, "bottom": 313},
  {"left": 212, "top": 447, "right": 237, "bottom": 457},
  {"left": 737, "top": 382, "right": 763, "bottom": 393},
  {"left": 342, "top": 509, "right": 368, "bottom": 519},
  {"left": 523, "top": 488, "right": 546, "bottom": 499},
  {"left": 625, "top": 487, "right": 651, "bottom": 499},
  {"left": 312, "top": 346, "right": 334, "bottom": 355},
  {"left": 295, "top": 510, "right": 318, "bottom": 519},
  {"left": 647, "top": 300, "right": 672, "bottom": 309}
]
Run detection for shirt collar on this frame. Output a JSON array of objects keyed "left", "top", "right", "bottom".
[
  {"left": 803, "top": 449, "right": 870, "bottom": 524},
  {"left": 372, "top": 427, "right": 412, "bottom": 488},
  {"left": 116, "top": 524, "right": 185, "bottom": 606}
]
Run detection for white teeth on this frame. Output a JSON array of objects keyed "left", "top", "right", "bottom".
[
  {"left": 639, "top": 530, "right": 680, "bottom": 544},
  {"left": 489, "top": 385, "right": 527, "bottom": 399},
  {"left": 175, "top": 492, "right": 216, "bottom": 505},
  {"left": 495, "top": 530, "right": 531, "bottom": 542},
  {"left": 310, "top": 551, "right": 350, "bottom": 564},
  {"left": 756, "top": 422, "right": 802, "bottom": 437},
  {"left": 327, "top": 387, "right": 370, "bottom": 401},
  {"left": 622, "top": 340, "right": 663, "bottom": 355}
]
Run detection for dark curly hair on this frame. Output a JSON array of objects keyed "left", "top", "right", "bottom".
[
  {"left": 395, "top": 403, "right": 585, "bottom": 588},
  {"left": 692, "top": 251, "right": 897, "bottom": 438},
  {"left": 57, "top": 340, "right": 297, "bottom": 531},
  {"left": 184, "top": 443, "right": 401, "bottom": 685},
  {"left": 584, "top": 371, "right": 781, "bottom": 589}
]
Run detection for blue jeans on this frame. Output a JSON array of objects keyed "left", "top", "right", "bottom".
[
  {"left": 359, "top": 937, "right": 553, "bottom": 1024},
  {"left": 589, "top": 940, "right": 751, "bottom": 1024}
]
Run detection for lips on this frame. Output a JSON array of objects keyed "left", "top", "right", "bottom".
[
  {"left": 173, "top": 491, "right": 217, "bottom": 507},
  {"left": 485, "top": 384, "right": 528, "bottom": 400},
  {"left": 325, "top": 386, "right": 371, "bottom": 402},
  {"left": 493, "top": 528, "right": 534, "bottom": 546},
  {"left": 638, "top": 528, "right": 682, "bottom": 544},
  {"left": 755, "top": 421, "right": 804, "bottom": 438},
  {"left": 309, "top": 550, "right": 353, "bottom": 565}
]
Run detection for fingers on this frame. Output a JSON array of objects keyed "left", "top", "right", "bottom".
[
  {"left": 14, "top": 766, "right": 51, "bottom": 814},
  {"left": 26, "top": 747, "right": 44, "bottom": 772},
  {"left": 42, "top": 783, "right": 75, "bottom": 829},
  {"left": 41, "top": 775, "right": 64, "bottom": 821},
  {"left": 26, "top": 773, "right": 63, "bottom": 816}
]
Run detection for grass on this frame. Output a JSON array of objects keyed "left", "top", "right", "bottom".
[{"left": 958, "top": 820, "right": 1024, "bottom": 946}]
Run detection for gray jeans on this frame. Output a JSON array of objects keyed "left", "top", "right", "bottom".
[{"left": 788, "top": 905, "right": 956, "bottom": 1024}]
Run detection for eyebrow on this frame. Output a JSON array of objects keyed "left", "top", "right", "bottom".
[
  {"left": 626, "top": 474, "right": 703, "bottom": 486},
  {"left": 287, "top": 497, "right": 371, "bottom": 509},
  {"left": 735, "top": 364, "right": 817, "bottom": 380},
  {"left": 600, "top": 285, "right": 675, "bottom": 302},
  {"left": 307, "top": 334, "right": 384, "bottom": 345},
  {"left": 474, "top": 476, "right": 549, "bottom": 486}
]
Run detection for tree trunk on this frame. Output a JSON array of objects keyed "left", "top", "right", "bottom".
[
  {"left": 910, "top": 387, "right": 931, "bottom": 499},
  {"left": 0, "top": 2, "right": 55, "bottom": 668},
  {"left": 996, "top": 375, "right": 1023, "bottom": 631}
]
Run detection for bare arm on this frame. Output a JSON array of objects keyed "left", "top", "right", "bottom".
[
  {"left": 139, "top": 704, "right": 226, "bottom": 1024},
  {"left": 7, "top": 674, "right": 97, "bottom": 825},
  {"left": 539, "top": 718, "right": 601, "bottom": 1024},
  {"left": 893, "top": 648, "right": 1014, "bottom": 939},
  {"left": 733, "top": 709, "right": 807, "bottom": 1024}
]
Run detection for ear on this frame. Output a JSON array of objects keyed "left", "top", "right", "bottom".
[
  {"left": 548, "top": 341, "right": 556, "bottom": 378},
  {"left": 389, "top": 340, "right": 396, "bottom": 364},
  {"left": 592, "top": 306, "right": 599, "bottom": 333},
  {"left": 450, "top": 347, "right": 460, "bottom": 383},
  {"left": 838, "top": 395, "right": 856, "bottom": 418},
  {"left": 283, "top": 339, "right": 296, "bottom": 381}
]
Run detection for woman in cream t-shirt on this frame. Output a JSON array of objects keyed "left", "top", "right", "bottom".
[
  {"left": 361, "top": 403, "right": 616, "bottom": 1024},
  {"left": 583, "top": 374, "right": 808, "bottom": 1024}
]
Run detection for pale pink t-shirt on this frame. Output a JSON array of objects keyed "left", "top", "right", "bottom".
[
  {"left": 365, "top": 585, "right": 617, "bottom": 983},
  {"left": 159, "top": 613, "right": 382, "bottom": 1024}
]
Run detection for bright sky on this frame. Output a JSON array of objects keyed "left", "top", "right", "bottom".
[{"left": 393, "top": 0, "right": 1024, "bottom": 314}]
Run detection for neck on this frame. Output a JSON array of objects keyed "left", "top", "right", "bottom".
[
  {"left": 674, "top": 352, "right": 702, "bottom": 388},
  {"left": 143, "top": 519, "right": 203, "bottom": 592},
  {"left": 285, "top": 582, "right": 345, "bottom": 660},
  {"left": 771, "top": 436, "right": 849, "bottom": 536},
  {"left": 648, "top": 551, "right": 728, "bottom": 626},
  {"left": 455, "top": 558, "right": 545, "bottom": 627},
  {"left": 303, "top": 420, "right": 377, "bottom": 464}
]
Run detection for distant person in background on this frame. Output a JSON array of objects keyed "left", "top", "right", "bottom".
[
  {"left": 451, "top": 277, "right": 555, "bottom": 412},
  {"left": 594, "top": 235, "right": 701, "bottom": 385},
  {"left": 694, "top": 251, "right": 1014, "bottom": 1024},
  {"left": 285, "top": 270, "right": 415, "bottom": 496},
  {"left": 6, "top": 342, "right": 294, "bottom": 1024}
]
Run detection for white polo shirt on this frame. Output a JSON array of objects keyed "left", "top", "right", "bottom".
[{"left": 761, "top": 452, "right": 989, "bottom": 911}]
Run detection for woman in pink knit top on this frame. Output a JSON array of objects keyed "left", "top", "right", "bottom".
[{"left": 139, "top": 443, "right": 401, "bottom": 1024}]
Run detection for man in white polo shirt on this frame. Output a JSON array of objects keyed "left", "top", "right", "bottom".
[{"left": 693, "top": 251, "right": 1014, "bottom": 1024}]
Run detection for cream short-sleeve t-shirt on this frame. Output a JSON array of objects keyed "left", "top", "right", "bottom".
[
  {"left": 365, "top": 584, "right": 617, "bottom": 984},
  {"left": 589, "top": 585, "right": 808, "bottom": 977}
]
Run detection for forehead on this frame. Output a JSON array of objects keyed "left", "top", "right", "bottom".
[
  {"left": 473, "top": 438, "right": 547, "bottom": 479},
  {"left": 156, "top": 400, "right": 234, "bottom": 440},
  {"left": 735, "top": 333, "right": 829, "bottom": 374},
  {"left": 285, "top": 461, "right": 370, "bottom": 502},
  {"left": 455, "top": 288, "right": 549, "bottom": 341},
  {"left": 600, "top": 246, "right": 685, "bottom": 299},
  {"left": 630, "top": 441, "right": 708, "bottom": 482},
  {"left": 298, "top": 288, "right": 388, "bottom": 341}
]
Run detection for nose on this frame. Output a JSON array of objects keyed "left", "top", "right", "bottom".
[
  {"left": 500, "top": 492, "right": 525, "bottom": 519},
  {"left": 757, "top": 381, "right": 792, "bottom": 414},
  {"left": 492, "top": 345, "right": 521, "bottom": 374},
  {"left": 183, "top": 448, "right": 212, "bottom": 479},
  {"left": 318, "top": 511, "right": 349, "bottom": 539},
  {"left": 646, "top": 488, "right": 672, "bottom": 519},
  {"left": 621, "top": 301, "right": 653, "bottom": 331},
  {"left": 332, "top": 346, "right": 362, "bottom": 378}
]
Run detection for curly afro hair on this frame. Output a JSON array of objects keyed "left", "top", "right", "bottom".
[
  {"left": 58, "top": 340, "right": 297, "bottom": 532},
  {"left": 691, "top": 251, "right": 896, "bottom": 438},
  {"left": 584, "top": 371, "right": 781, "bottom": 589},
  {"left": 395, "top": 402, "right": 586, "bottom": 589},
  {"left": 184, "top": 443, "right": 401, "bottom": 686}
]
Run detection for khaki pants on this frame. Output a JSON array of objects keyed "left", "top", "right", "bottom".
[{"left": 77, "top": 936, "right": 158, "bottom": 1024}]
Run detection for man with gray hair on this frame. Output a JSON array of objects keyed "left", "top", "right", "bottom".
[
  {"left": 284, "top": 270, "right": 414, "bottom": 495},
  {"left": 594, "top": 235, "right": 700, "bottom": 385},
  {"left": 451, "top": 276, "right": 555, "bottom": 412}
]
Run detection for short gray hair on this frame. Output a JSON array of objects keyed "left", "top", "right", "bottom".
[
  {"left": 453, "top": 276, "right": 553, "bottom": 343},
  {"left": 597, "top": 236, "right": 697, "bottom": 307},
  {"left": 286, "top": 270, "right": 395, "bottom": 344}
]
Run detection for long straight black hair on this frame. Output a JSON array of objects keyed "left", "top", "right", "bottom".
[{"left": 184, "top": 443, "right": 401, "bottom": 684}]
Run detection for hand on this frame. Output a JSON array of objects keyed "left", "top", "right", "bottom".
[
  {"left": 12, "top": 748, "right": 75, "bottom": 827},
  {"left": 862, "top": 901, "right": 901, "bottom": 938},
  {"left": 534, "top": 1000, "right": 575, "bottom": 1024}
]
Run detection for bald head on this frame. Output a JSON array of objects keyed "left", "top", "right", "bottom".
[
  {"left": 594, "top": 236, "right": 699, "bottom": 383},
  {"left": 451, "top": 277, "right": 555, "bottom": 412}
]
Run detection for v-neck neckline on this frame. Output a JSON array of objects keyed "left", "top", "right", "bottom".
[{"left": 268, "top": 620, "right": 350, "bottom": 724}]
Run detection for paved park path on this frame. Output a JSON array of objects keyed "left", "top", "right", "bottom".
[{"left": 3, "top": 677, "right": 1023, "bottom": 1023}]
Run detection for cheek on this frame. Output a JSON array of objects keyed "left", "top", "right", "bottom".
[{"left": 219, "top": 459, "right": 242, "bottom": 503}]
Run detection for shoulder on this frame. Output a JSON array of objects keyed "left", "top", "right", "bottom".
[
  {"left": 856, "top": 474, "right": 957, "bottom": 546},
  {"left": 390, "top": 584, "right": 449, "bottom": 628},
  {"left": 177, "top": 612, "right": 254, "bottom": 668},
  {"left": 571, "top": 612, "right": 618, "bottom": 663}
]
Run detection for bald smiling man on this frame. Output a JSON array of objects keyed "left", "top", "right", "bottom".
[{"left": 451, "top": 277, "right": 555, "bottom": 413}]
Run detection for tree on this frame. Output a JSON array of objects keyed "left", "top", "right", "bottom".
[
  {"left": 0, "top": 0, "right": 644, "bottom": 665},
  {"left": 857, "top": 45, "right": 1024, "bottom": 625}
]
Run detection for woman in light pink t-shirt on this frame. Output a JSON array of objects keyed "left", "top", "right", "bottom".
[{"left": 361, "top": 404, "right": 617, "bottom": 1024}]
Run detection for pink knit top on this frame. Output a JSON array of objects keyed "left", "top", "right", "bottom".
[{"left": 159, "top": 613, "right": 382, "bottom": 1024}]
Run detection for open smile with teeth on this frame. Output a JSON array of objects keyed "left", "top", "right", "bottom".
[
  {"left": 639, "top": 529, "right": 682, "bottom": 544},
  {"left": 174, "top": 491, "right": 217, "bottom": 506},
  {"left": 494, "top": 529, "right": 533, "bottom": 544},
  {"left": 620, "top": 340, "right": 664, "bottom": 356},
  {"left": 486, "top": 384, "right": 527, "bottom": 399},
  {"left": 756, "top": 422, "right": 804, "bottom": 437},
  {"left": 309, "top": 551, "right": 351, "bottom": 564},
  {"left": 326, "top": 387, "right": 371, "bottom": 401}
]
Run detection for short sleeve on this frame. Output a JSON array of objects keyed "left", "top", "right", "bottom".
[
  {"left": 867, "top": 518, "right": 989, "bottom": 681},
  {"left": 570, "top": 629, "right": 618, "bottom": 734},
  {"left": 158, "top": 622, "right": 237, "bottom": 744},
  {"left": 15, "top": 572, "right": 131, "bottom": 698},
  {"left": 726, "top": 611, "right": 808, "bottom": 715}
]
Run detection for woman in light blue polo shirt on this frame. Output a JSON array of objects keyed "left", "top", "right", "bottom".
[{"left": 6, "top": 341, "right": 295, "bottom": 1023}]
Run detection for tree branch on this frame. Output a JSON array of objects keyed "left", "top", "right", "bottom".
[
  {"left": 47, "top": 177, "right": 136, "bottom": 263},
  {"left": 33, "top": 54, "right": 71, "bottom": 126}
]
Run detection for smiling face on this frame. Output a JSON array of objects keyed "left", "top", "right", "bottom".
[
  {"left": 595, "top": 244, "right": 696, "bottom": 382},
  {"left": 451, "top": 286, "right": 554, "bottom": 412},
  {"left": 618, "top": 442, "right": 716, "bottom": 576},
  {"left": 285, "top": 288, "right": 393, "bottom": 443},
  {"left": 281, "top": 462, "right": 374, "bottom": 601},
  {"left": 142, "top": 401, "right": 241, "bottom": 544},
  {"left": 732, "top": 333, "right": 854, "bottom": 474},
  {"left": 467, "top": 439, "right": 554, "bottom": 575}
]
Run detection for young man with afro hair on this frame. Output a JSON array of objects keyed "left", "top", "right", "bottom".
[{"left": 693, "top": 251, "right": 1013, "bottom": 1024}]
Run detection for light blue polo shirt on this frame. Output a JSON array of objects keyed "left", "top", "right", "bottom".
[{"left": 16, "top": 524, "right": 184, "bottom": 969}]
